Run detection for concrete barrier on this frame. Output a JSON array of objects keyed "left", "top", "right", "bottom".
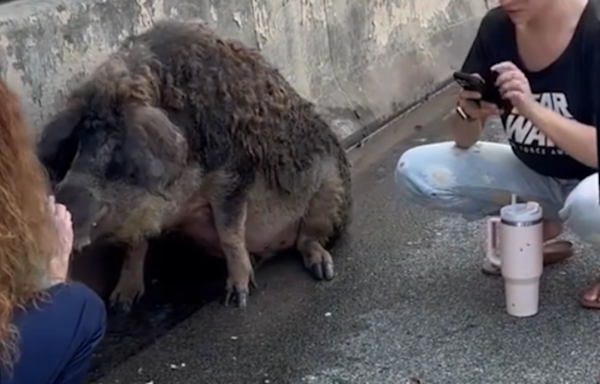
[{"left": 0, "top": 0, "right": 488, "bottom": 145}]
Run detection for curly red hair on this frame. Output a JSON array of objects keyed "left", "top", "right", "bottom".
[{"left": 0, "top": 78, "right": 54, "bottom": 373}]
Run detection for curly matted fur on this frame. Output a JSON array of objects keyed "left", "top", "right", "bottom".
[{"left": 38, "top": 20, "right": 352, "bottom": 311}]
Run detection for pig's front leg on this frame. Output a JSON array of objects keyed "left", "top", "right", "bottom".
[{"left": 110, "top": 239, "right": 148, "bottom": 313}]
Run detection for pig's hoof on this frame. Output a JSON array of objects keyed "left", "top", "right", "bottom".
[
  {"left": 311, "top": 262, "right": 335, "bottom": 281},
  {"left": 222, "top": 263, "right": 258, "bottom": 308},
  {"left": 109, "top": 284, "right": 144, "bottom": 313},
  {"left": 303, "top": 246, "right": 335, "bottom": 281},
  {"left": 224, "top": 289, "right": 248, "bottom": 308},
  {"left": 223, "top": 274, "right": 258, "bottom": 308},
  {"left": 111, "top": 299, "right": 133, "bottom": 314}
]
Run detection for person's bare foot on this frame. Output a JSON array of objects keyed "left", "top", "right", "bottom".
[
  {"left": 580, "top": 280, "right": 600, "bottom": 309},
  {"left": 543, "top": 220, "right": 563, "bottom": 242}
]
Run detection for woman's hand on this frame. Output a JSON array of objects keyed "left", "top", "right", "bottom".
[
  {"left": 456, "top": 74, "right": 500, "bottom": 120},
  {"left": 492, "top": 61, "right": 535, "bottom": 114},
  {"left": 48, "top": 196, "right": 74, "bottom": 283},
  {"left": 458, "top": 90, "right": 500, "bottom": 120}
]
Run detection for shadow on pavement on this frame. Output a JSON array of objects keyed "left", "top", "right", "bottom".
[{"left": 70, "top": 233, "right": 228, "bottom": 383}]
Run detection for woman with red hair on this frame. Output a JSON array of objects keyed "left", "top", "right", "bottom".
[{"left": 0, "top": 78, "right": 106, "bottom": 383}]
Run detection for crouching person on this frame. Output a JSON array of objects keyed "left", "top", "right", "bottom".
[{"left": 395, "top": 0, "right": 600, "bottom": 309}]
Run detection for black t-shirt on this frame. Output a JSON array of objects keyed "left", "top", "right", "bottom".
[{"left": 461, "top": 2, "right": 600, "bottom": 180}]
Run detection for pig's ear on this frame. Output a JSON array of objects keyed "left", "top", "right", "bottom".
[
  {"left": 36, "top": 109, "right": 82, "bottom": 187},
  {"left": 123, "top": 106, "right": 188, "bottom": 195}
]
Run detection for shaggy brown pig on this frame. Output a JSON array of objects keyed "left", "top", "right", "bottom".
[{"left": 37, "top": 20, "right": 353, "bottom": 312}]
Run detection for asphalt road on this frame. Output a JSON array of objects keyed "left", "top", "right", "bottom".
[{"left": 89, "top": 87, "right": 600, "bottom": 384}]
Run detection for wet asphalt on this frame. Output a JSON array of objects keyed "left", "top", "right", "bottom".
[{"left": 85, "top": 86, "right": 600, "bottom": 384}]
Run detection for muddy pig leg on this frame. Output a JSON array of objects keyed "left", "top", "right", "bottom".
[
  {"left": 212, "top": 197, "right": 256, "bottom": 308},
  {"left": 110, "top": 239, "right": 148, "bottom": 313},
  {"left": 297, "top": 177, "right": 347, "bottom": 281}
]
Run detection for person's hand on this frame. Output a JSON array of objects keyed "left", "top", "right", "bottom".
[
  {"left": 457, "top": 74, "right": 500, "bottom": 120},
  {"left": 48, "top": 196, "right": 74, "bottom": 283},
  {"left": 492, "top": 61, "right": 535, "bottom": 114}
]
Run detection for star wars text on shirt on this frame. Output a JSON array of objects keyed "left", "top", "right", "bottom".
[{"left": 505, "top": 92, "right": 571, "bottom": 155}]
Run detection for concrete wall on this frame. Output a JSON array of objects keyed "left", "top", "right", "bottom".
[{"left": 0, "top": 0, "right": 489, "bottom": 145}]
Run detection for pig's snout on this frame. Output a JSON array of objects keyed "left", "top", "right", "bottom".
[{"left": 73, "top": 236, "right": 91, "bottom": 252}]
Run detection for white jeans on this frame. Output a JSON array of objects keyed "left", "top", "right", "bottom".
[{"left": 395, "top": 141, "right": 600, "bottom": 247}]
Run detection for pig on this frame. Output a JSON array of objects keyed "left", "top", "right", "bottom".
[{"left": 36, "top": 20, "right": 353, "bottom": 312}]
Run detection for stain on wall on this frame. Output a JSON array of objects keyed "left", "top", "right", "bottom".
[{"left": 0, "top": 0, "right": 488, "bottom": 141}]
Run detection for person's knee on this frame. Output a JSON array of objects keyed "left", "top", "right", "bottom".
[
  {"left": 395, "top": 144, "right": 457, "bottom": 203},
  {"left": 560, "top": 175, "right": 600, "bottom": 245},
  {"left": 56, "top": 282, "right": 107, "bottom": 342}
]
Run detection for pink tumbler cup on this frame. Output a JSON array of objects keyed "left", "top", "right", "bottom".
[{"left": 486, "top": 202, "right": 544, "bottom": 317}]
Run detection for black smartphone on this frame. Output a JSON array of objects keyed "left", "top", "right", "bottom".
[
  {"left": 453, "top": 71, "right": 486, "bottom": 94},
  {"left": 453, "top": 70, "right": 511, "bottom": 112}
]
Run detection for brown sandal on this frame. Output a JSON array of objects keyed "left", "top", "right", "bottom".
[
  {"left": 482, "top": 239, "right": 574, "bottom": 276},
  {"left": 542, "top": 240, "right": 574, "bottom": 265}
]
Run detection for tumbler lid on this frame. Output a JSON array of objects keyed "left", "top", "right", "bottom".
[{"left": 500, "top": 201, "right": 542, "bottom": 224}]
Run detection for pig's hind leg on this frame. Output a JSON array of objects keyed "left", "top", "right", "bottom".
[
  {"left": 296, "top": 175, "right": 349, "bottom": 281},
  {"left": 110, "top": 239, "right": 148, "bottom": 313}
]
